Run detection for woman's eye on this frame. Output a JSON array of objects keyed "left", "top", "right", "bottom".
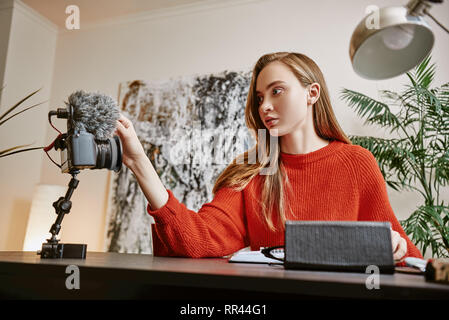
[
  {"left": 257, "top": 88, "right": 282, "bottom": 104},
  {"left": 273, "top": 88, "right": 282, "bottom": 95}
]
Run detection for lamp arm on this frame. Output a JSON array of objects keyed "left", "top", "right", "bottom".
[
  {"left": 423, "top": 8, "right": 449, "bottom": 34},
  {"left": 407, "top": 0, "right": 449, "bottom": 34}
]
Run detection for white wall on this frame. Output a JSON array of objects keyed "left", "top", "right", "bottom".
[
  {"left": 0, "top": 0, "right": 57, "bottom": 250},
  {"left": 2, "top": 0, "right": 448, "bottom": 254},
  {"left": 0, "top": 1, "right": 13, "bottom": 102}
]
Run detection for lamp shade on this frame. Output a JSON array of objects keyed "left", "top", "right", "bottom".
[
  {"left": 23, "top": 184, "right": 66, "bottom": 251},
  {"left": 350, "top": 6, "right": 434, "bottom": 80}
]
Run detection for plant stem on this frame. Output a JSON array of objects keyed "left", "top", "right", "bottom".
[
  {"left": 414, "top": 82, "right": 434, "bottom": 206},
  {"left": 395, "top": 106, "right": 432, "bottom": 205}
]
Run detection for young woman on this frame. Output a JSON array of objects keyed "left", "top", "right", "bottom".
[{"left": 115, "top": 52, "right": 423, "bottom": 263}]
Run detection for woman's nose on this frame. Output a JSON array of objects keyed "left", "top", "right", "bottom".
[{"left": 260, "top": 101, "right": 273, "bottom": 113}]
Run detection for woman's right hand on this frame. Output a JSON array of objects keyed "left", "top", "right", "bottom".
[
  {"left": 115, "top": 114, "right": 169, "bottom": 210},
  {"left": 115, "top": 114, "right": 146, "bottom": 169}
]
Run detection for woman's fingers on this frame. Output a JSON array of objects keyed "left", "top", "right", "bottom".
[
  {"left": 391, "top": 231, "right": 399, "bottom": 253},
  {"left": 118, "top": 114, "right": 132, "bottom": 129},
  {"left": 115, "top": 119, "right": 127, "bottom": 136},
  {"left": 115, "top": 114, "right": 133, "bottom": 135},
  {"left": 396, "top": 237, "right": 407, "bottom": 260},
  {"left": 391, "top": 230, "right": 407, "bottom": 260}
]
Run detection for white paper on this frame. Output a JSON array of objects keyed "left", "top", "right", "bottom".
[{"left": 404, "top": 257, "right": 428, "bottom": 272}]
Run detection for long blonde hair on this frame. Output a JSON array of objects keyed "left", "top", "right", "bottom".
[{"left": 213, "top": 52, "right": 351, "bottom": 231}]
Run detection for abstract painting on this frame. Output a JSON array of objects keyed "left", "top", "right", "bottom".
[{"left": 105, "top": 70, "right": 254, "bottom": 254}]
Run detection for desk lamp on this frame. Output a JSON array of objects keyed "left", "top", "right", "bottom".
[{"left": 349, "top": 0, "right": 448, "bottom": 80}]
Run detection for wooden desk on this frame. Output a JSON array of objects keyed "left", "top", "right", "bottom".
[{"left": 0, "top": 251, "right": 448, "bottom": 300}]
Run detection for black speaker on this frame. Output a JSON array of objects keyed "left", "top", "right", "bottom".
[{"left": 284, "top": 221, "right": 395, "bottom": 274}]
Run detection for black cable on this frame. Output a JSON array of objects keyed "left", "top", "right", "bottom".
[
  {"left": 261, "top": 245, "right": 285, "bottom": 262},
  {"left": 45, "top": 149, "right": 61, "bottom": 168}
]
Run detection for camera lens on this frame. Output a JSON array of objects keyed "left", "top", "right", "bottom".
[{"left": 95, "top": 136, "right": 122, "bottom": 172}]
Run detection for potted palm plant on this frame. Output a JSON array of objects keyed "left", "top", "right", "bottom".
[
  {"left": 0, "top": 88, "right": 45, "bottom": 158},
  {"left": 340, "top": 56, "right": 449, "bottom": 258}
]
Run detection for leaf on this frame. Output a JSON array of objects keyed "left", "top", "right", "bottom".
[
  {"left": 416, "top": 55, "right": 435, "bottom": 88},
  {"left": 0, "top": 143, "right": 34, "bottom": 156},
  {"left": 0, "top": 101, "right": 46, "bottom": 126},
  {"left": 0, "top": 146, "right": 43, "bottom": 158},
  {"left": 405, "top": 72, "right": 417, "bottom": 88},
  {"left": 0, "top": 88, "right": 41, "bottom": 122},
  {"left": 0, "top": 88, "right": 47, "bottom": 160}
]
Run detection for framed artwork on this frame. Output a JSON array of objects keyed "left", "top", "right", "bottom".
[{"left": 105, "top": 70, "right": 254, "bottom": 253}]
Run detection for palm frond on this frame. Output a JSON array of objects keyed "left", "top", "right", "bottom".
[
  {"left": 415, "top": 55, "right": 435, "bottom": 89},
  {"left": 340, "top": 89, "right": 402, "bottom": 130},
  {"left": 406, "top": 55, "right": 435, "bottom": 89}
]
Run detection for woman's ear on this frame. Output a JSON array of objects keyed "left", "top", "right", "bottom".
[{"left": 307, "top": 83, "right": 321, "bottom": 106}]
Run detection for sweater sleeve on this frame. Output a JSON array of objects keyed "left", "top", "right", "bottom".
[
  {"left": 147, "top": 187, "right": 248, "bottom": 258},
  {"left": 355, "top": 147, "right": 423, "bottom": 263}
]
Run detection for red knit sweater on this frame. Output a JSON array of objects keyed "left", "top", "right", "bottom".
[{"left": 148, "top": 140, "right": 423, "bottom": 262}]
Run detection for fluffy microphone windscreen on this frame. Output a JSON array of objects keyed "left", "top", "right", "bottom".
[{"left": 67, "top": 90, "right": 120, "bottom": 140}]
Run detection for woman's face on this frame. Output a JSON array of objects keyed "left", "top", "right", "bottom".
[{"left": 256, "top": 61, "right": 311, "bottom": 137}]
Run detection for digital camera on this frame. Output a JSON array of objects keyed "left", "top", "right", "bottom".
[{"left": 48, "top": 104, "right": 122, "bottom": 173}]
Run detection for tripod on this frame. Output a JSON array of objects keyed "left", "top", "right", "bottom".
[{"left": 38, "top": 169, "right": 87, "bottom": 259}]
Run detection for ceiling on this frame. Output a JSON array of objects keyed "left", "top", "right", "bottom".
[{"left": 21, "top": 0, "right": 210, "bottom": 28}]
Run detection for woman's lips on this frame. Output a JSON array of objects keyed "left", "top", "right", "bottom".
[{"left": 266, "top": 119, "right": 279, "bottom": 127}]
